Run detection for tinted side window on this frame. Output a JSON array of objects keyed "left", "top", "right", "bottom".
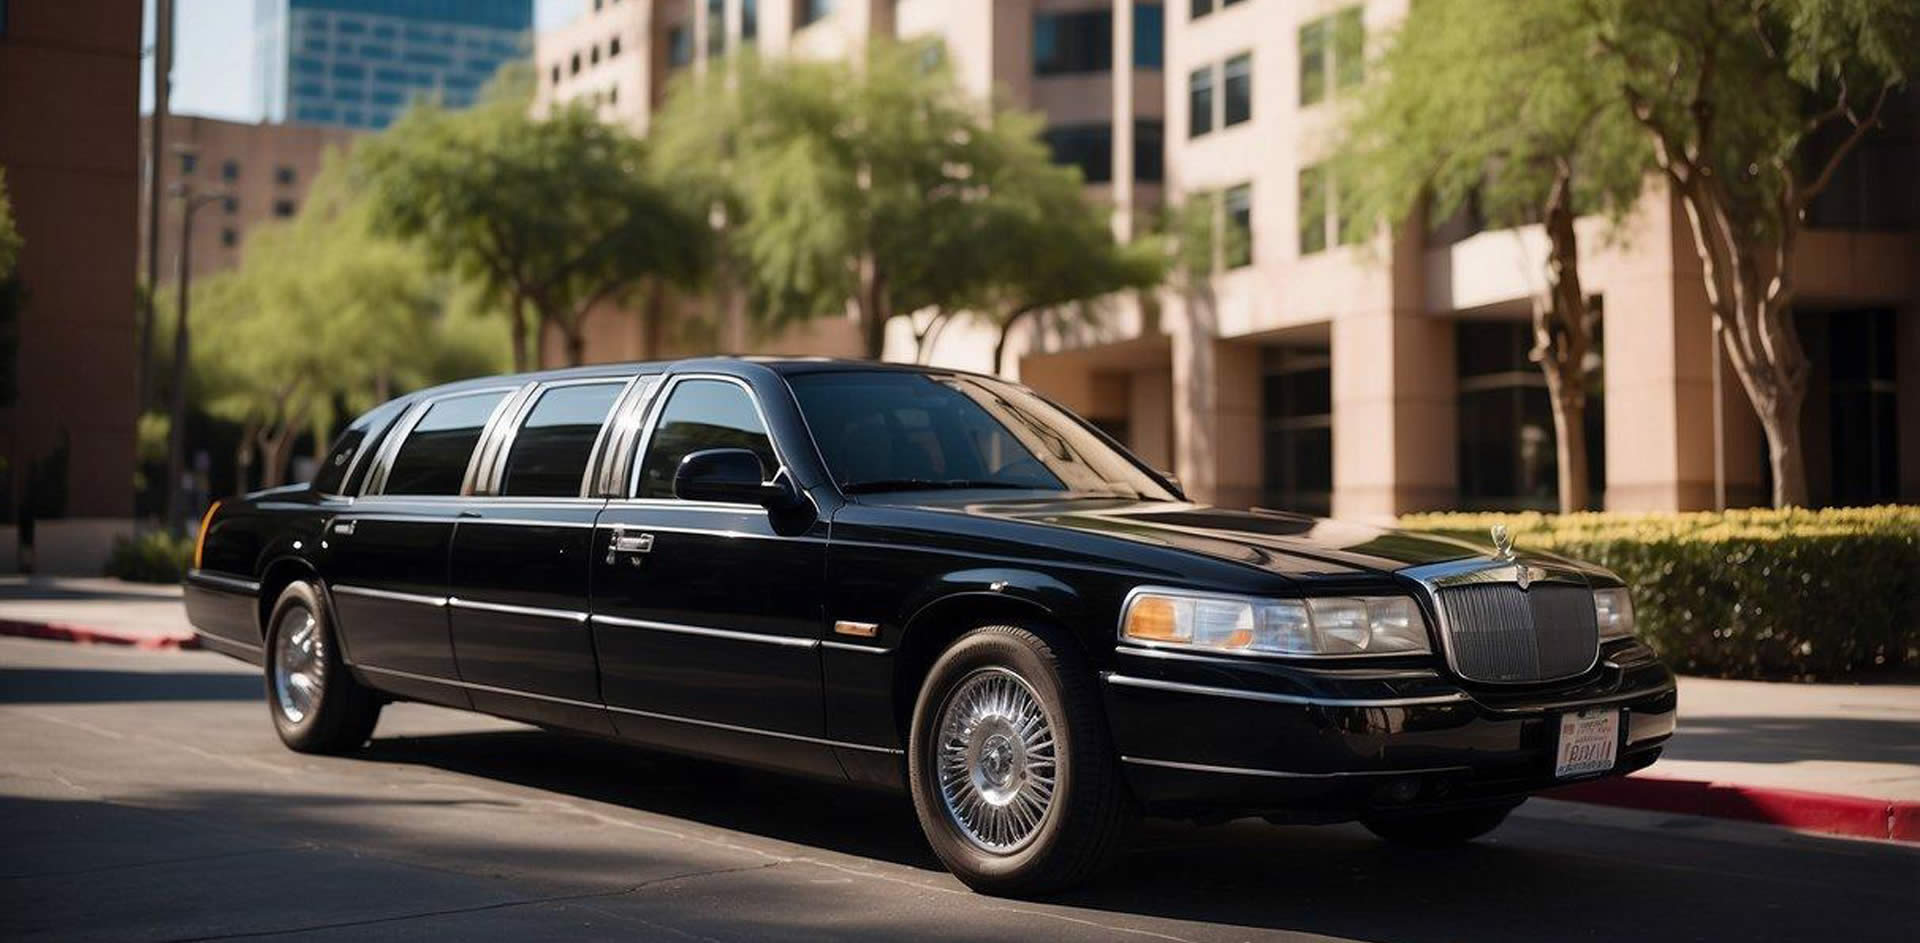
[
  {"left": 383, "top": 391, "right": 508, "bottom": 495},
  {"left": 500, "top": 382, "right": 625, "bottom": 497},
  {"left": 635, "top": 379, "right": 776, "bottom": 499},
  {"left": 312, "top": 398, "right": 408, "bottom": 494}
]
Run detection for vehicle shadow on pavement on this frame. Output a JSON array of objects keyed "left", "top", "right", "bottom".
[
  {"left": 1661, "top": 714, "right": 1920, "bottom": 765},
  {"left": 347, "top": 727, "right": 1919, "bottom": 942},
  {"left": 0, "top": 667, "right": 263, "bottom": 704}
]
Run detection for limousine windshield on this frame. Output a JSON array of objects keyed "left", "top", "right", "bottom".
[{"left": 789, "top": 370, "right": 1178, "bottom": 500}]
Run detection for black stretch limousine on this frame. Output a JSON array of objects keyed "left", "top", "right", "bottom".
[{"left": 185, "top": 358, "right": 1677, "bottom": 893}]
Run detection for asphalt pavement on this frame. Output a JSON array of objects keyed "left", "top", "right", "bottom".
[{"left": 2, "top": 636, "right": 1916, "bottom": 942}]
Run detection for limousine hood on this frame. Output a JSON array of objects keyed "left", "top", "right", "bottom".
[{"left": 934, "top": 498, "right": 1489, "bottom": 579}]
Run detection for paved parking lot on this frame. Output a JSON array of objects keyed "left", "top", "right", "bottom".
[{"left": 3, "top": 636, "right": 1915, "bottom": 942}]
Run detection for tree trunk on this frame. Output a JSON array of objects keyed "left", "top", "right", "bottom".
[
  {"left": 993, "top": 306, "right": 1040, "bottom": 378},
  {"left": 234, "top": 422, "right": 256, "bottom": 497},
  {"left": 257, "top": 426, "right": 295, "bottom": 489},
  {"left": 506, "top": 290, "right": 530, "bottom": 373},
  {"left": 642, "top": 279, "right": 667, "bottom": 359},
  {"left": 1759, "top": 386, "right": 1809, "bottom": 508},
  {"left": 1531, "top": 168, "right": 1594, "bottom": 514},
  {"left": 563, "top": 324, "right": 587, "bottom": 366},
  {"left": 856, "top": 254, "right": 890, "bottom": 360}
]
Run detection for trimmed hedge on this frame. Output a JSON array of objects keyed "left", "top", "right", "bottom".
[
  {"left": 1397, "top": 507, "right": 1920, "bottom": 681},
  {"left": 104, "top": 531, "right": 194, "bottom": 584}
]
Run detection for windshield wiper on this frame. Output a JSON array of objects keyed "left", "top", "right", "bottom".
[{"left": 840, "top": 478, "right": 1041, "bottom": 494}]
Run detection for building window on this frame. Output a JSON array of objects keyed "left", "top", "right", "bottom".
[
  {"left": 609, "top": 35, "right": 621, "bottom": 57},
  {"left": 1298, "top": 164, "right": 1327, "bottom": 255},
  {"left": 1457, "top": 320, "right": 1605, "bottom": 510},
  {"left": 222, "top": 195, "right": 239, "bottom": 214},
  {"left": 743, "top": 0, "right": 758, "bottom": 41},
  {"left": 707, "top": 0, "right": 725, "bottom": 57},
  {"left": 273, "top": 199, "right": 297, "bottom": 218},
  {"left": 551, "top": 64, "right": 561, "bottom": 84},
  {"left": 591, "top": 45, "right": 600, "bottom": 65},
  {"left": 797, "top": 0, "right": 832, "bottom": 28},
  {"left": 1190, "top": 0, "right": 1212, "bottom": 19},
  {"left": 1224, "top": 183, "right": 1252, "bottom": 267},
  {"left": 570, "top": 52, "right": 581, "bottom": 74},
  {"left": 1033, "top": 9, "right": 1112, "bottom": 76},
  {"left": 1043, "top": 123, "right": 1113, "bottom": 184},
  {"left": 1134, "top": 119, "right": 1164, "bottom": 183},
  {"left": 609, "top": 84, "right": 619, "bottom": 105},
  {"left": 1301, "top": 7, "right": 1364, "bottom": 106},
  {"left": 667, "top": 25, "right": 692, "bottom": 67},
  {"left": 221, "top": 159, "right": 240, "bottom": 182},
  {"left": 1262, "top": 346, "right": 1332, "bottom": 516},
  {"left": 1824, "top": 309, "right": 1900, "bottom": 505},
  {"left": 1134, "top": 4, "right": 1163, "bottom": 69},
  {"left": 1188, "top": 65, "right": 1213, "bottom": 138},
  {"left": 179, "top": 152, "right": 198, "bottom": 175},
  {"left": 1223, "top": 52, "right": 1252, "bottom": 126},
  {"left": 220, "top": 228, "right": 238, "bottom": 248},
  {"left": 275, "top": 165, "right": 295, "bottom": 186}
]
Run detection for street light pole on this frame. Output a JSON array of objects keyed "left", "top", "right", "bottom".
[
  {"left": 140, "top": 0, "right": 175, "bottom": 415},
  {"left": 164, "top": 184, "right": 227, "bottom": 535}
]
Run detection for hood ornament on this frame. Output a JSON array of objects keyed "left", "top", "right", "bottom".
[{"left": 1490, "top": 524, "right": 1515, "bottom": 562}]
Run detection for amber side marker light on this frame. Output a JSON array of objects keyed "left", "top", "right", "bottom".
[{"left": 193, "top": 500, "right": 222, "bottom": 570}]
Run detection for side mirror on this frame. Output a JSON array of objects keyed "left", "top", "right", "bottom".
[{"left": 674, "top": 448, "right": 797, "bottom": 510}]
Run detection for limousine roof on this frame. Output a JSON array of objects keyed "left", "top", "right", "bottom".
[{"left": 399, "top": 357, "right": 999, "bottom": 404}]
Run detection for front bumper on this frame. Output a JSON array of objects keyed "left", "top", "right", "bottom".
[{"left": 1101, "top": 639, "right": 1677, "bottom": 821}]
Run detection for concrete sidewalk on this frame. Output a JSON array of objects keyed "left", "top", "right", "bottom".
[{"left": 1, "top": 576, "right": 1915, "bottom": 838}]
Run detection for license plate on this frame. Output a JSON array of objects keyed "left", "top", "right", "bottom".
[{"left": 1555, "top": 709, "right": 1620, "bottom": 778}]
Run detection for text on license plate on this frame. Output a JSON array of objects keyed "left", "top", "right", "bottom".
[{"left": 1555, "top": 709, "right": 1620, "bottom": 778}]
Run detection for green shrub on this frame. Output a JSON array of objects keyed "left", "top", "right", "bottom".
[
  {"left": 1398, "top": 506, "right": 1920, "bottom": 681},
  {"left": 104, "top": 531, "right": 195, "bottom": 584}
]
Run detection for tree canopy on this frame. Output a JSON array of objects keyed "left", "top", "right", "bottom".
[
  {"left": 650, "top": 39, "right": 1160, "bottom": 362},
  {"left": 353, "top": 65, "right": 710, "bottom": 370}
]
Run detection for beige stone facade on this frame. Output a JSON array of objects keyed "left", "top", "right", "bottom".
[
  {"left": 539, "top": 0, "right": 1920, "bottom": 515},
  {"left": 139, "top": 116, "right": 360, "bottom": 285}
]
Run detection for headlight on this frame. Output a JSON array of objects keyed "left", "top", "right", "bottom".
[
  {"left": 1594, "top": 587, "right": 1635, "bottom": 640},
  {"left": 1121, "top": 589, "right": 1431, "bottom": 657}
]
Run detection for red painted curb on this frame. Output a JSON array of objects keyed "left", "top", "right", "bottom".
[
  {"left": 0, "top": 618, "right": 199, "bottom": 651},
  {"left": 1548, "top": 775, "right": 1919, "bottom": 843}
]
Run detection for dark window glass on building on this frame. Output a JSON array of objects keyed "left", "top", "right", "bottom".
[
  {"left": 744, "top": 0, "right": 758, "bottom": 40},
  {"left": 668, "top": 25, "right": 692, "bottom": 67},
  {"left": 1820, "top": 309, "right": 1900, "bottom": 506},
  {"left": 610, "top": 35, "right": 621, "bottom": 57},
  {"left": 1334, "top": 7, "right": 1365, "bottom": 88},
  {"left": 222, "top": 196, "right": 239, "bottom": 214},
  {"left": 1189, "top": 65, "right": 1214, "bottom": 137},
  {"left": 1191, "top": 0, "right": 1213, "bottom": 19},
  {"left": 1043, "top": 123, "right": 1113, "bottom": 184},
  {"left": 1262, "top": 346, "right": 1332, "bottom": 515},
  {"left": 707, "top": 0, "right": 724, "bottom": 56},
  {"left": 1134, "top": 119, "right": 1164, "bottom": 182},
  {"left": 1223, "top": 52, "right": 1252, "bottom": 125},
  {"left": 1034, "top": 9, "right": 1112, "bottom": 76},
  {"left": 500, "top": 382, "right": 626, "bottom": 497},
  {"left": 1456, "top": 320, "right": 1605, "bottom": 510},
  {"left": 570, "top": 52, "right": 581, "bottom": 74},
  {"left": 1298, "top": 165, "right": 1327, "bottom": 255},
  {"left": 1298, "top": 18, "right": 1327, "bottom": 105},
  {"left": 591, "top": 44, "right": 600, "bottom": 65},
  {"left": 384, "top": 391, "right": 509, "bottom": 496},
  {"left": 1224, "top": 183, "right": 1252, "bottom": 267},
  {"left": 275, "top": 165, "right": 296, "bottom": 185},
  {"left": 798, "top": 0, "right": 833, "bottom": 28},
  {"left": 273, "top": 199, "right": 297, "bottom": 218},
  {"left": 637, "top": 380, "right": 776, "bottom": 499},
  {"left": 221, "top": 159, "right": 240, "bottom": 181},
  {"left": 180, "top": 152, "right": 198, "bottom": 174},
  {"left": 220, "top": 228, "right": 238, "bottom": 248},
  {"left": 551, "top": 64, "right": 561, "bottom": 84},
  {"left": 1134, "top": 3, "right": 1163, "bottom": 69}
]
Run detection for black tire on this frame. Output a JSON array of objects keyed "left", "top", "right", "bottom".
[
  {"left": 907, "top": 623, "right": 1132, "bottom": 896},
  {"left": 1362, "top": 801, "right": 1521, "bottom": 848},
  {"left": 264, "top": 581, "right": 381, "bottom": 754}
]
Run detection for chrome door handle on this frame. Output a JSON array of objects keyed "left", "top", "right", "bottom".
[
  {"left": 605, "top": 528, "right": 654, "bottom": 563},
  {"left": 332, "top": 520, "right": 356, "bottom": 536}
]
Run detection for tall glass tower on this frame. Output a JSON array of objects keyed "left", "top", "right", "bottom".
[{"left": 255, "top": 0, "right": 533, "bottom": 130}]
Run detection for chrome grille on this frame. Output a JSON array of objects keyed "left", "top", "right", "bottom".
[{"left": 1436, "top": 583, "right": 1598, "bottom": 683}]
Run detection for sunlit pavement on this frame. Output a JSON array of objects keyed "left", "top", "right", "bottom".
[{"left": 2, "top": 637, "right": 1914, "bottom": 943}]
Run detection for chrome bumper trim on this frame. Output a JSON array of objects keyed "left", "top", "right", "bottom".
[{"left": 1103, "top": 673, "right": 1472, "bottom": 708}]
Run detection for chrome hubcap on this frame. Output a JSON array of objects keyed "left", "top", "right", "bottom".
[
  {"left": 935, "top": 667, "right": 1057, "bottom": 853},
  {"left": 272, "top": 606, "right": 323, "bottom": 724}
]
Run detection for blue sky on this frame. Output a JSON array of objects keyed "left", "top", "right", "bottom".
[{"left": 140, "top": 0, "right": 588, "bottom": 120}]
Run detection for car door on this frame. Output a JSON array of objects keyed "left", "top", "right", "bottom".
[
  {"left": 444, "top": 376, "right": 639, "bottom": 735},
  {"left": 589, "top": 372, "right": 839, "bottom": 776},
  {"left": 327, "top": 385, "right": 520, "bottom": 707}
]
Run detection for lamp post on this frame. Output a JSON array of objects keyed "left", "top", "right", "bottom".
[{"left": 164, "top": 183, "right": 229, "bottom": 535}]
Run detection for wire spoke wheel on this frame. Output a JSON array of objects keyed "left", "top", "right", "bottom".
[
  {"left": 935, "top": 667, "right": 1059, "bottom": 854},
  {"left": 272, "top": 606, "right": 324, "bottom": 725}
]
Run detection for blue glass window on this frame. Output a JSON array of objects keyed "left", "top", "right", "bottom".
[{"left": 1134, "top": 4, "right": 1163, "bottom": 69}]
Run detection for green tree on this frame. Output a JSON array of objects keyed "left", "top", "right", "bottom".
[
  {"left": 1337, "top": 0, "right": 1648, "bottom": 513},
  {"left": 1587, "top": 0, "right": 1917, "bottom": 506},
  {"left": 653, "top": 40, "right": 1154, "bottom": 361},
  {"left": 0, "top": 169, "right": 20, "bottom": 282},
  {"left": 354, "top": 65, "right": 709, "bottom": 371}
]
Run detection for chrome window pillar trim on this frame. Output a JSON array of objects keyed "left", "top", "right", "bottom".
[
  {"left": 593, "top": 375, "right": 662, "bottom": 498},
  {"left": 1401, "top": 556, "right": 1600, "bottom": 686},
  {"left": 465, "top": 382, "right": 539, "bottom": 496},
  {"left": 353, "top": 665, "right": 902, "bottom": 755},
  {"left": 564, "top": 374, "right": 640, "bottom": 498},
  {"left": 1102, "top": 672, "right": 1471, "bottom": 708},
  {"left": 360, "top": 385, "right": 523, "bottom": 498},
  {"left": 625, "top": 372, "right": 792, "bottom": 500},
  {"left": 1120, "top": 756, "right": 1473, "bottom": 780},
  {"left": 330, "top": 584, "right": 449, "bottom": 608},
  {"left": 447, "top": 597, "right": 590, "bottom": 623},
  {"left": 589, "top": 613, "right": 821, "bottom": 649},
  {"left": 185, "top": 570, "right": 262, "bottom": 594}
]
